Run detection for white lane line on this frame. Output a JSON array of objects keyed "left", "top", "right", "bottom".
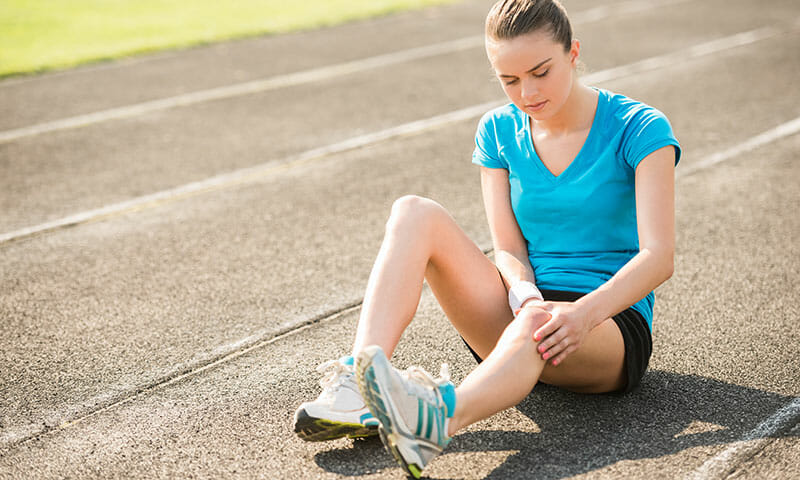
[
  {"left": 0, "top": 25, "right": 791, "bottom": 246},
  {"left": 0, "top": 303, "right": 363, "bottom": 447},
  {"left": 686, "top": 397, "right": 800, "bottom": 479},
  {"left": 679, "top": 116, "right": 800, "bottom": 178},
  {"left": 0, "top": 101, "right": 499, "bottom": 245},
  {"left": 587, "top": 26, "right": 779, "bottom": 85},
  {"left": 0, "top": 0, "right": 688, "bottom": 144},
  {"left": 0, "top": 36, "right": 477, "bottom": 144},
  {"left": 0, "top": 50, "right": 176, "bottom": 88}
]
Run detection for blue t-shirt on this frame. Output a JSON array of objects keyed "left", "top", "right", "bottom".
[{"left": 472, "top": 88, "right": 681, "bottom": 329}]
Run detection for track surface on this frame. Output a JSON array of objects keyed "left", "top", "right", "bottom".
[{"left": 1, "top": 0, "right": 798, "bottom": 478}]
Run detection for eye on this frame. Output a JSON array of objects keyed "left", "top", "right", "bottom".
[
  {"left": 533, "top": 68, "right": 550, "bottom": 78},
  {"left": 503, "top": 78, "right": 518, "bottom": 86}
]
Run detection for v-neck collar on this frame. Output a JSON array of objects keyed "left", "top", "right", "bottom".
[{"left": 523, "top": 88, "right": 605, "bottom": 182}]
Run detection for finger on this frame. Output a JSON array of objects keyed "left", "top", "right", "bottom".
[
  {"left": 549, "top": 344, "right": 577, "bottom": 366},
  {"left": 542, "top": 336, "right": 570, "bottom": 361},
  {"left": 533, "top": 316, "right": 560, "bottom": 342},
  {"left": 536, "top": 327, "right": 565, "bottom": 355}
]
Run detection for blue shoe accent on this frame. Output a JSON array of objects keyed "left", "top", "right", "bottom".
[
  {"left": 360, "top": 412, "right": 379, "bottom": 426},
  {"left": 339, "top": 355, "right": 354, "bottom": 366},
  {"left": 355, "top": 346, "right": 453, "bottom": 478},
  {"left": 438, "top": 382, "right": 456, "bottom": 418}
]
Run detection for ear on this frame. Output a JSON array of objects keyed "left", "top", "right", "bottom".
[{"left": 569, "top": 39, "right": 580, "bottom": 67}]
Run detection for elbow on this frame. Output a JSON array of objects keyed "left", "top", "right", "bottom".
[
  {"left": 644, "top": 246, "right": 674, "bottom": 284},
  {"left": 659, "top": 249, "right": 674, "bottom": 283},
  {"left": 663, "top": 256, "right": 674, "bottom": 282}
]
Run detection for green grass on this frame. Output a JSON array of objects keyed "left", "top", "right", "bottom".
[{"left": 0, "top": 0, "right": 457, "bottom": 78}]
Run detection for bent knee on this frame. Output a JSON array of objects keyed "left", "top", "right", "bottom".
[
  {"left": 390, "top": 195, "right": 443, "bottom": 217},
  {"left": 386, "top": 195, "right": 446, "bottom": 233},
  {"left": 498, "top": 314, "right": 548, "bottom": 349}
]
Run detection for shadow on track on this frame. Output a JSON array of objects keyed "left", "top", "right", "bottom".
[{"left": 313, "top": 370, "right": 798, "bottom": 479}]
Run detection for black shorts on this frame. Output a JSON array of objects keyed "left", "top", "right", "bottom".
[{"left": 461, "top": 289, "right": 652, "bottom": 393}]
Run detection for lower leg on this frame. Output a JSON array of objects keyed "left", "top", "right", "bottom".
[
  {"left": 447, "top": 316, "right": 629, "bottom": 435},
  {"left": 447, "top": 319, "right": 547, "bottom": 436}
]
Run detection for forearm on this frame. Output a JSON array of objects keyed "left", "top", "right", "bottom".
[
  {"left": 577, "top": 247, "right": 673, "bottom": 329},
  {"left": 493, "top": 249, "right": 536, "bottom": 290}
]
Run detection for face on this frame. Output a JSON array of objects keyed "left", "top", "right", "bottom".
[{"left": 486, "top": 30, "right": 579, "bottom": 120}]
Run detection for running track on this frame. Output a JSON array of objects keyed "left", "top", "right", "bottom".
[{"left": 1, "top": 0, "right": 798, "bottom": 478}]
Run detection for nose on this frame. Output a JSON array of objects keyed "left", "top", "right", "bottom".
[{"left": 520, "top": 77, "right": 538, "bottom": 101}]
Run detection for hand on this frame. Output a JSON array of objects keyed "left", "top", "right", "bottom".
[
  {"left": 513, "top": 301, "right": 552, "bottom": 332},
  {"left": 532, "top": 301, "right": 593, "bottom": 366},
  {"left": 514, "top": 297, "right": 547, "bottom": 317}
]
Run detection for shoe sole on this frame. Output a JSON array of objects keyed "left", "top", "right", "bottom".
[
  {"left": 378, "top": 425, "right": 424, "bottom": 479},
  {"left": 294, "top": 408, "right": 378, "bottom": 442},
  {"left": 356, "top": 346, "right": 431, "bottom": 479}
]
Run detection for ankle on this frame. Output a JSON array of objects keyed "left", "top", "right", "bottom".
[{"left": 446, "top": 414, "right": 460, "bottom": 437}]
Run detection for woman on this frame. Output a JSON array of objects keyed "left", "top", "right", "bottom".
[{"left": 294, "top": 0, "right": 680, "bottom": 477}]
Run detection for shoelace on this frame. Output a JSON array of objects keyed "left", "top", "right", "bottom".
[
  {"left": 316, "top": 359, "right": 353, "bottom": 391},
  {"left": 400, "top": 363, "right": 450, "bottom": 407}
]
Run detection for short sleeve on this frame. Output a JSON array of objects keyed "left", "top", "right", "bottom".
[
  {"left": 621, "top": 106, "right": 682, "bottom": 170},
  {"left": 472, "top": 111, "right": 508, "bottom": 169}
]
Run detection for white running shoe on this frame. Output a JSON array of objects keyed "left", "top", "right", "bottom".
[
  {"left": 356, "top": 346, "right": 456, "bottom": 479},
  {"left": 293, "top": 355, "right": 379, "bottom": 441}
]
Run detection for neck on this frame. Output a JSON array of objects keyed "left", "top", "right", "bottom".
[{"left": 531, "top": 81, "right": 596, "bottom": 135}]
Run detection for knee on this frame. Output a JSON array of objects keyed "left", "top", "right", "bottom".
[
  {"left": 498, "top": 314, "right": 547, "bottom": 350},
  {"left": 386, "top": 195, "right": 444, "bottom": 235},
  {"left": 501, "top": 316, "right": 536, "bottom": 345}
]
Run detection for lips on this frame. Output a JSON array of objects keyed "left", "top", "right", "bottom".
[{"left": 525, "top": 100, "right": 548, "bottom": 112}]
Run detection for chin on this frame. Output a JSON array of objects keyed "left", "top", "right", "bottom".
[{"left": 527, "top": 106, "right": 554, "bottom": 121}]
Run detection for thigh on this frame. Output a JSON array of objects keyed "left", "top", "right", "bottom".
[
  {"left": 538, "top": 317, "right": 626, "bottom": 393},
  {"left": 420, "top": 203, "right": 513, "bottom": 360}
]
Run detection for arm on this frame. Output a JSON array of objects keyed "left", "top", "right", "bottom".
[
  {"left": 479, "top": 166, "right": 534, "bottom": 289},
  {"left": 479, "top": 166, "right": 547, "bottom": 310},
  {"left": 577, "top": 145, "right": 676, "bottom": 323},
  {"left": 534, "top": 145, "right": 676, "bottom": 364}
]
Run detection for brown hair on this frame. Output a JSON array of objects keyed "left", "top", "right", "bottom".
[{"left": 485, "top": 0, "right": 573, "bottom": 52}]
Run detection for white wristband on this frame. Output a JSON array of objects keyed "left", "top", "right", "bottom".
[{"left": 508, "top": 281, "right": 544, "bottom": 313}]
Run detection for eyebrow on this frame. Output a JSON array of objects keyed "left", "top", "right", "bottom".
[{"left": 498, "top": 57, "right": 552, "bottom": 78}]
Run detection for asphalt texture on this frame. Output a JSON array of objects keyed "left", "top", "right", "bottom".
[{"left": 1, "top": 0, "right": 799, "bottom": 478}]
